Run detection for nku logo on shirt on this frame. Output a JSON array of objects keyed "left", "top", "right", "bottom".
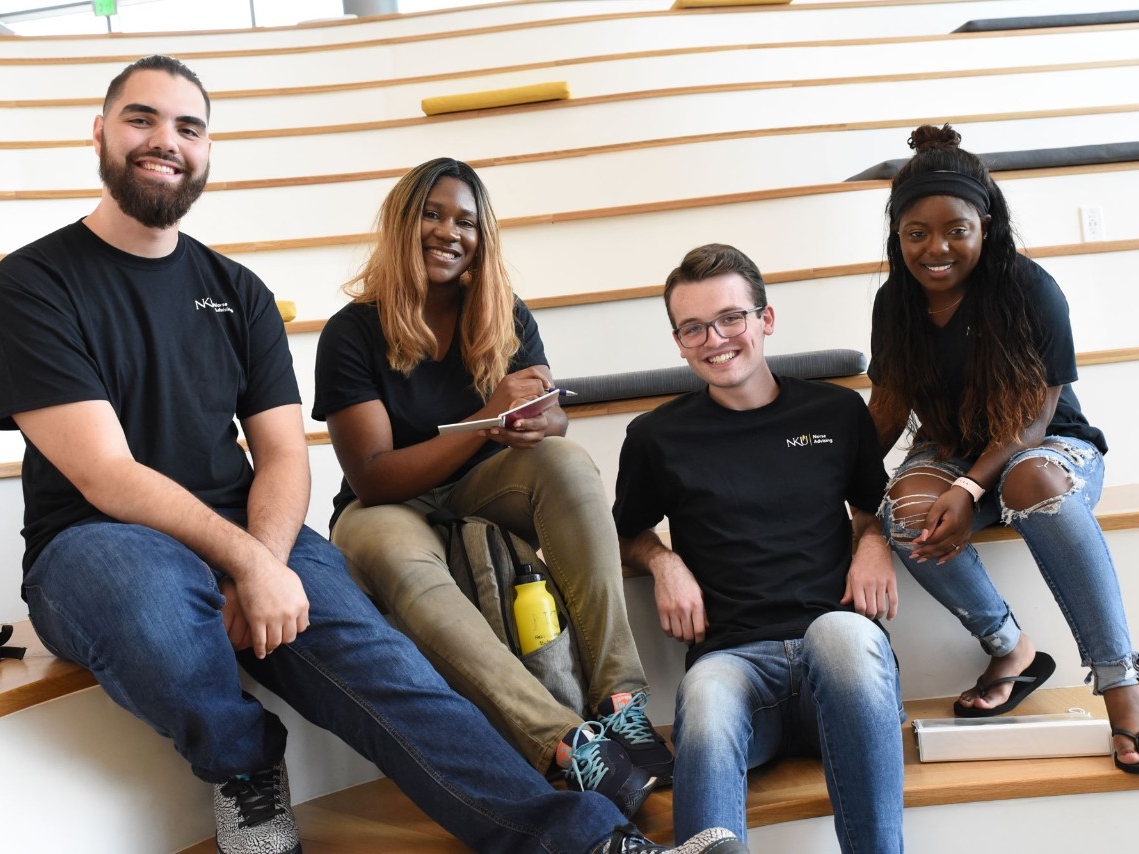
[
  {"left": 786, "top": 433, "right": 834, "bottom": 447},
  {"left": 195, "top": 297, "right": 234, "bottom": 314}
]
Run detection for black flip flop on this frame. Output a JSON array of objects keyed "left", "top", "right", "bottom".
[
  {"left": 0, "top": 624, "right": 27, "bottom": 660},
  {"left": 1112, "top": 728, "right": 1139, "bottom": 774},
  {"left": 953, "top": 651, "right": 1056, "bottom": 718}
]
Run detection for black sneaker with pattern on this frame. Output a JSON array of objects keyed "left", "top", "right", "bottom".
[
  {"left": 593, "top": 825, "right": 749, "bottom": 854},
  {"left": 597, "top": 691, "right": 674, "bottom": 783},
  {"left": 213, "top": 759, "right": 301, "bottom": 854},
  {"left": 557, "top": 723, "right": 657, "bottom": 817}
]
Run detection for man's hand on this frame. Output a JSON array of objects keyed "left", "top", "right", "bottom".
[
  {"left": 14, "top": 400, "right": 313, "bottom": 656},
  {"left": 843, "top": 513, "right": 898, "bottom": 621},
  {"left": 219, "top": 576, "right": 253, "bottom": 652},
  {"left": 230, "top": 557, "right": 310, "bottom": 659},
  {"left": 651, "top": 554, "right": 708, "bottom": 644},
  {"left": 621, "top": 529, "right": 707, "bottom": 644}
]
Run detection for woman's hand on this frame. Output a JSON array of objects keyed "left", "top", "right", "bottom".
[
  {"left": 486, "top": 413, "right": 548, "bottom": 449},
  {"left": 482, "top": 366, "right": 550, "bottom": 417},
  {"left": 481, "top": 366, "right": 566, "bottom": 447},
  {"left": 910, "top": 487, "right": 974, "bottom": 564}
]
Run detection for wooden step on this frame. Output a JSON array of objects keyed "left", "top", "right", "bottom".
[
  {"left": 0, "top": 619, "right": 95, "bottom": 718},
  {"left": 173, "top": 686, "right": 1139, "bottom": 854}
]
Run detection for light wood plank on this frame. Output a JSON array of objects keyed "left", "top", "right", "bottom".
[{"left": 0, "top": 620, "right": 96, "bottom": 718}]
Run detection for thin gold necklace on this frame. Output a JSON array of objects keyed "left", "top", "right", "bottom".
[{"left": 928, "top": 294, "right": 964, "bottom": 315}]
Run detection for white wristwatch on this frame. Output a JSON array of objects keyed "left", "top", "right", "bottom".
[{"left": 952, "top": 476, "right": 985, "bottom": 503}]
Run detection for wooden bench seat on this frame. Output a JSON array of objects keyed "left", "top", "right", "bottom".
[
  {"left": 173, "top": 686, "right": 1139, "bottom": 854},
  {"left": 0, "top": 619, "right": 95, "bottom": 719}
]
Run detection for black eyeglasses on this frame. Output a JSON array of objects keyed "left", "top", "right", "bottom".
[{"left": 672, "top": 306, "right": 766, "bottom": 348}]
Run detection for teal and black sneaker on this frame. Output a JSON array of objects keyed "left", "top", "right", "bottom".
[
  {"left": 597, "top": 691, "right": 674, "bottom": 783},
  {"left": 557, "top": 723, "right": 657, "bottom": 817}
]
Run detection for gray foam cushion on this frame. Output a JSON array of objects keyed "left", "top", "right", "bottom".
[
  {"left": 846, "top": 141, "right": 1139, "bottom": 182},
  {"left": 555, "top": 349, "right": 867, "bottom": 406},
  {"left": 953, "top": 12, "right": 1139, "bottom": 32}
]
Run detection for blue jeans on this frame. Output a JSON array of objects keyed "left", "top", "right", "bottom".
[
  {"left": 671, "top": 612, "right": 904, "bottom": 853},
  {"left": 881, "top": 437, "right": 1139, "bottom": 693},
  {"left": 24, "top": 521, "right": 630, "bottom": 853}
]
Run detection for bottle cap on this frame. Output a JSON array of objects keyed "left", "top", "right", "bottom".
[{"left": 515, "top": 573, "right": 545, "bottom": 585}]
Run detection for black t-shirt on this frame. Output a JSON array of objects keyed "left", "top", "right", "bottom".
[
  {"left": 867, "top": 254, "right": 1106, "bottom": 454},
  {"left": 312, "top": 297, "right": 547, "bottom": 528},
  {"left": 0, "top": 220, "right": 301, "bottom": 573},
  {"left": 613, "top": 376, "right": 888, "bottom": 668}
]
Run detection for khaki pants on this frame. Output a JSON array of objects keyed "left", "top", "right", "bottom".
[{"left": 331, "top": 436, "right": 649, "bottom": 772}]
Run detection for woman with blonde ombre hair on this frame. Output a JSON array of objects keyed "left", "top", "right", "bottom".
[
  {"left": 312, "top": 158, "right": 672, "bottom": 815},
  {"left": 346, "top": 158, "right": 516, "bottom": 398}
]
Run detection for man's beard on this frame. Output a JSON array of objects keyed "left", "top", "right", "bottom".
[{"left": 98, "top": 143, "right": 209, "bottom": 230}]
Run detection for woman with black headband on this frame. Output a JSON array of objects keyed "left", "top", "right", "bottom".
[{"left": 866, "top": 124, "right": 1139, "bottom": 774}]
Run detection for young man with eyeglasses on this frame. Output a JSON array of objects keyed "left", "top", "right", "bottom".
[{"left": 613, "top": 244, "right": 906, "bottom": 852}]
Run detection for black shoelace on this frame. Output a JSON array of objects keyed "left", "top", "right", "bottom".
[{"left": 220, "top": 768, "right": 285, "bottom": 828}]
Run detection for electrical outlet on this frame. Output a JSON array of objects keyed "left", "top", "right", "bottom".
[{"left": 1080, "top": 205, "right": 1105, "bottom": 242}]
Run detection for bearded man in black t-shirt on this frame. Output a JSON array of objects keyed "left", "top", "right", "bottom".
[
  {"left": 614, "top": 244, "right": 906, "bottom": 853},
  {"left": 0, "top": 56, "right": 748, "bottom": 854}
]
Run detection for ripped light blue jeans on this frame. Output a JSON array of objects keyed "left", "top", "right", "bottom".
[{"left": 880, "top": 436, "right": 1139, "bottom": 693}]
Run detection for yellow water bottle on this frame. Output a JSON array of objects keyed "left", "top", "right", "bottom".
[{"left": 513, "top": 572, "right": 560, "bottom": 655}]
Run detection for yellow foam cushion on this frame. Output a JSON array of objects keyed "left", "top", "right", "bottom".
[
  {"left": 421, "top": 81, "right": 570, "bottom": 116},
  {"left": 672, "top": 0, "right": 791, "bottom": 7},
  {"left": 276, "top": 300, "right": 297, "bottom": 323}
]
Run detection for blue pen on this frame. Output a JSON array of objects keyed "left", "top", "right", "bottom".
[{"left": 546, "top": 387, "right": 578, "bottom": 398}]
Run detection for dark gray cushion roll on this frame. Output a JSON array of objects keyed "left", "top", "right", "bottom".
[
  {"left": 954, "top": 12, "right": 1139, "bottom": 33},
  {"left": 846, "top": 141, "right": 1139, "bottom": 182},
  {"left": 555, "top": 349, "right": 867, "bottom": 406}
]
